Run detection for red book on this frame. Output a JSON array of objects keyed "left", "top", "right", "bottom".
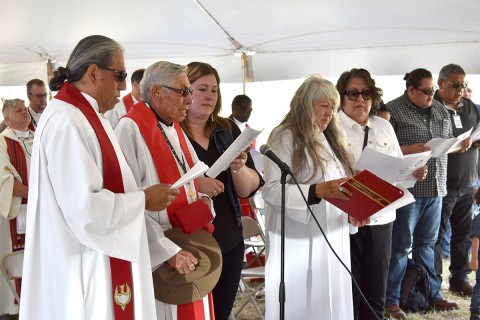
[{"left": 324, "top": 170, "right": 404, "bottom": 221}]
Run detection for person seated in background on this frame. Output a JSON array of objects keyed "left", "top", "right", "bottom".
[
  {"left": 263, "top": 74, "right": 369, "bottom": 320},
  {"left": 0, "top": 99, "right": 33, "bottom": 316},
  {"left": 105, "top": 68, "right": 145, "bottom": 128}
]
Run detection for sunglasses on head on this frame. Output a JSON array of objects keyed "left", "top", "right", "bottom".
[
  {"left": 161, "top": 85, "right": 193, "bottom": 97},
  {"left": 99, "top": 66, "right": 128, "bottom": 82},
  {"left": 343, "top": 89, "right": 373, "bottom": 101}
]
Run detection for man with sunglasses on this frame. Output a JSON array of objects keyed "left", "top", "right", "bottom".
[
  {"left": 433, "top": 64, "right": 479, "bottom": 298},
  {"left": 0, "top": 79, "right": 47, "bottom": 133},
  {"left": 19, "top": 35, "right": 176, "bottom": 320},
  {"left": 105, "top": 68, "right": 145, "bottom": 129},
  {"left": 385, "top": 68, "right": 461, "bottom": 318}
]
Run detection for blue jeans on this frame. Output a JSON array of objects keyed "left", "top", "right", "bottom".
[
  {"left": 386, "top": 197, "right": 443, "bottom": 305},
  {"left": 473, "top": 259, "right": 480, "bottom": 313}
]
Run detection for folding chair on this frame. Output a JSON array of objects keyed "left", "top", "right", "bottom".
[
  {"left": 242, "top": 216, "right": 265, "bottom": 268},
  {"left": 0, "top": 250, "right": 24, "bottom": 304},
  {"left": 234, "top": 217, "right": 266, "bottom": 319}
]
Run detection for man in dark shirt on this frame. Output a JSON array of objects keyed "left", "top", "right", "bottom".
[{"left": 434, "top": 64, "right": 478, "bottom": 296}]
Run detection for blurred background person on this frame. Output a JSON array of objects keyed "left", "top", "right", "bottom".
[
  {"left": 0, "top": 98, "right": 33, "bottom": 317},
  {"left": 263, "top": 74, "right": 368, "bottom": 320},
  {"left": 181, "top": 61, "right": 264, "bottom": 320},
  {"left": 105, "top": 68, "right": 145, "bottom": 128}
]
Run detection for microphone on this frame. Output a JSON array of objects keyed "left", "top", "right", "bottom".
[{"left": 260, "top": 145, "right": 292, "bottom": 174}]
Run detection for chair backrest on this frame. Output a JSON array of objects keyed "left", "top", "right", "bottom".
[
  {"left": 1, "top": 250, "right": 24, "bottom": 280},
  {"left": 241, "top": 216, "right": 265, "bottom": 241}
]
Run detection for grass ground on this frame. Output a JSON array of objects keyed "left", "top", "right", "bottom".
[{"left": 231, "top": 258, "right": 475, "bottom": 320}]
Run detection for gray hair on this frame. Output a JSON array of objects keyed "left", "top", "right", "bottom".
[
  {"left": 439, "top": 64, "right": 465, "bottom": 80},
  {"left": 140, "top": 61, "right": 187, "bottom": 103},
  {"left": 49, "top": 35, "right": 124, "bottom": 91},
  {"left": 2, "top": 99, "right": 25, "bottom": 117}
]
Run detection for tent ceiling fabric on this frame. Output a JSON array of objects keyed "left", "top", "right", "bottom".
[{"left": 1, "top": 0, "right": 480, "bottom": 85}]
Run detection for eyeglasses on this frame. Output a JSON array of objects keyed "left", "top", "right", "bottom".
[
  {"left": 414, "top": 86, "right": 438, "bottom": 96},
  {"left": 99, "top": 66, "right": 128, "bottom": 82},
  {"left": 29, "top": 93, "right": 48, "bottom": 98},
  {"left": 161, "top": 85, "right": 193, "bottom": 97},
  {"left": 343, "top": 89, "right": 373, "bottom": 101},
  {"left": 444, "top": 80, "right": 468, "bottom": 89}
]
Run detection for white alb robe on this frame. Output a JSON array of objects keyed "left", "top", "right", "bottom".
[
  {"left": 0, "top": 128, "right": 33, "bottom": 315},
  {"left": 115, "top": 114, "right": 213, "bottom": 320},
  {"left": 105, "top": 93, "right": 138, "bottom": 129},
  {"left": 262, "top": 129, "right": 355, "bottom": 320},
  {"left": 19, "top": 94, "right": 156, "bottom": 320}
]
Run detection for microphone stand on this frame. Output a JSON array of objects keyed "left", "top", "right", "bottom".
[{"left": 279, "top": 168, "right": 288, "bottom": 320}]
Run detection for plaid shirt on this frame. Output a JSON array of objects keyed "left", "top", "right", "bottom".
[{"left": 387, "top": 93, "right": 452, "bottom": 197}]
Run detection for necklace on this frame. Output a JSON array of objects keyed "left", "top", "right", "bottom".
[{"left": 157, "top": 122, "right": 196, "bottom": 200}]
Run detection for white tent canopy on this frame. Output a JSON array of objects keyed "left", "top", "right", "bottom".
[{"left": 1, "top": 0, "right": 480, "bottom": 85}]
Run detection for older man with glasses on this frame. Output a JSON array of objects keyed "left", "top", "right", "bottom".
[
  {"left": 0, "top": 79, "right": 48, "bottom": 133},
  {"left": 434, "top": 64, "right": 479, "bottom": 298}
]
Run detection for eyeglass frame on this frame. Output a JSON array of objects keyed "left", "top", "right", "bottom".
[
  {"left": 414, "top": 86, "right": 438, "bottom": 96},
  {"left": 28, "top": 93, "right": 48, "bottom": 99},
  {"left": 161, "top": 85, "right": 193, "bottom": 97},
  {"left": 343, "top": 89, "right": 373, "bottom": 101},
  {"left": 98, "top": 66, "right": 128, "bottom": 82},
  {"left": 444, "top": 80, "right": 468, "bottom": 89}
]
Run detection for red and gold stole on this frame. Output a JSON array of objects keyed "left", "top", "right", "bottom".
[
  {"left": 124, "top": 101, "right": 215, "bottom": 320},
  {"left": 55, "top": 81, "right": 135, "bottom": 320}
]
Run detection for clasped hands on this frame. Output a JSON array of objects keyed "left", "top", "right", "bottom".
[{"left": 168, "top": 249, "right": 199, "bottom": 274}]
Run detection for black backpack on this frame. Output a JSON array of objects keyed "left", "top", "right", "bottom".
[{"left": 399, "top": 259, "right": 431, "bottom": 313}]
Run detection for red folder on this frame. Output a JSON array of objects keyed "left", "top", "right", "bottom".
[{"left": 324, "top": 170, "right": 404, "bottom": 221}]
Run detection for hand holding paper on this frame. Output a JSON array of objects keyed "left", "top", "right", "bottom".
[{"left": 170, "top": 161, "right": 209, "bottom": 189}]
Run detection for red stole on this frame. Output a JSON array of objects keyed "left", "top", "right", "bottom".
[
  {"left": 123, "top": 94, "right": 135, "bottom": 113},
  {"left": 124, "top": 102, "right": 215, "bottom": 320},
  {"left": 5, "top": 137, "right": 27, "bottom": 253},
  {"left": 55, "top": 82, "right": 135, "bottom": 320}
]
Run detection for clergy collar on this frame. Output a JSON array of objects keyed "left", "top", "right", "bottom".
[{"left": 148, "top": 103, "right": 173, "bottom": 127}]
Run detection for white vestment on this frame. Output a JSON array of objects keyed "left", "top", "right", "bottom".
[
  {"left": 0, "top": 128, "right": 33, "bottom": 315},
  {"left": 262, "top": 129, "right": 354, "bottom": 320},
  {"left": 115, "top": 113, "right": 213, "bottom": 320},
  {"left": 19, "top": 94, "right": 156, "bottom": 320},
  {"left": 104, "top": 93, "right": 138, "bottom": 129}
]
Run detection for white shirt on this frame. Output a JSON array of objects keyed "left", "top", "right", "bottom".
[{"left": 339, "top": 110, "right": 403, "bottom": 225}]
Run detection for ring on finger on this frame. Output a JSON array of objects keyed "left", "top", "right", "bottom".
[{"left": 339, "top": 186, "right": 344, "bottom": 193}]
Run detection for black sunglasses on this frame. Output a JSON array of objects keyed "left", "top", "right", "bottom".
[
  {"left": 444, "top": 80, "right": 468, "bottom": 89},
  {"left": 161, "top": 85, "right": 193, "bottom": 97},
  {"left": 414, "top": 86, "right": 438, "bottom": 96},
  {"left": 99, "top": 66, "right": 128, "bottom": 82},
  {"left": 344, "top": 89, "right": 373, "bottom": 101}
]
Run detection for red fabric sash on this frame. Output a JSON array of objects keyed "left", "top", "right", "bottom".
[
  {"left": 5, "top": 137, "right": 27, "bottom": 253},
  {"left": 124, "top": 102, "right": 215, "bottom": 320},
  {"left": 28, "top": 121, "right": 35, "bottom": 131},
  {"left": 123, "top": 93, "right": 135, "bottom": 113},
  {"left": 55, "top": 82, "right": 135, "bottom": 320}
]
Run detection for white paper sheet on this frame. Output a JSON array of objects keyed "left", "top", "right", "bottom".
[
  {"left": 170, "top": 161, "right": 209, "bottom": 189},
  {"left": 424, "top": 127, "right": 472, "bottom": 157},
  {"left": 355, "top": 147, "right": 432, "bottom": 188},
  {"left": 205, "top": 127, "right": 263, "bottom": 178}
]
